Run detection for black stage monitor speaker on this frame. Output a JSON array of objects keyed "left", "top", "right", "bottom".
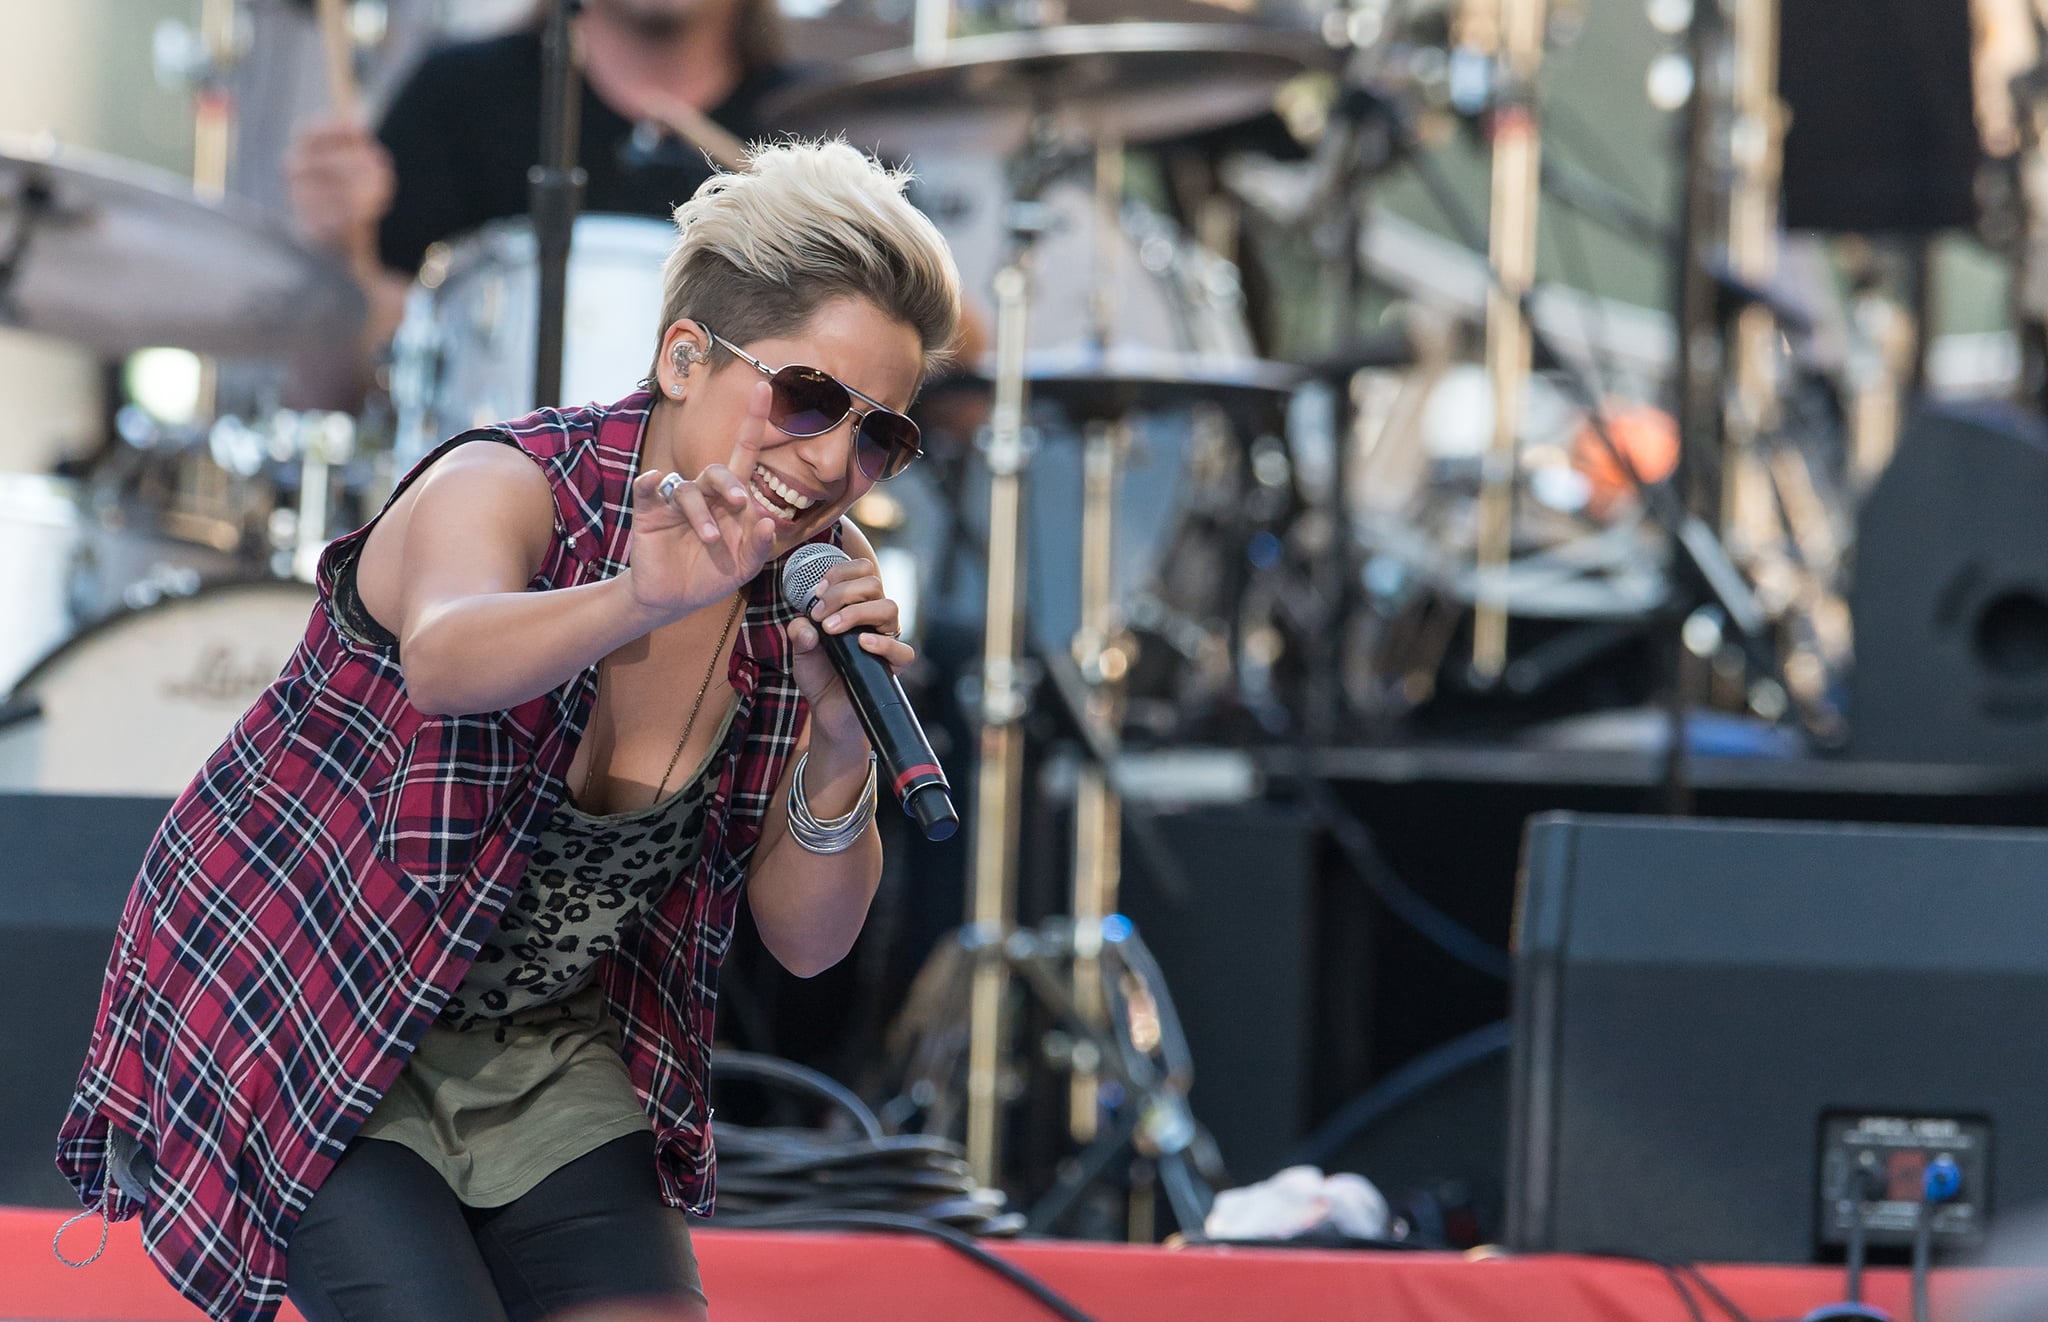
[
  {"left": 1850, "top": 405, "right": 2048, "bottom": 767},
  {"left": 1779, "top": 0, "right": 1975, "bottom": 233},
  {"left": 0, "top": 793, "right": 171, "bottom": 1206},
  {"left": 1508, "top": 812, "right": 2048, "bottom": 1263}
]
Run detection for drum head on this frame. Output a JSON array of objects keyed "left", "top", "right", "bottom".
[
  {"left": 0, "top": 579, "right": 318, "bottom": 795},
  {"left": 392, "top": 214, "right": 676, "bottom": 467}
]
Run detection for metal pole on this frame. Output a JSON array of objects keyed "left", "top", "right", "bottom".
[
  {"left": 530, "top": 0, "right": 585, "bottom": 410},
  {"left": 1067, "top": 416, "right": 1126, "bottom": 1146},
  {"left": 913, "top": 0, "right": 951, "bottom": 62},
  {"left": 965, "top": 253, "right": 1035, "bottom": 1189},
  {"left": 1723, "top": 0, "right": 1784, "bottom": 556},
  {"left": 1470, "top": 0, "right": 1546, "bottom": 682}
]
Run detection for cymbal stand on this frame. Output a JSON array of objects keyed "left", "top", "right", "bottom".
[
  {"left": 1467, "top": 0, "right": 1547, "bottom": 685},
  {"left": 1068, "top": 132, "right": 1126, "bottom": 1147},
  {"left": 963, "top": 126, "right": 1051, "bottom": 1190},
  {"left": 1067, "top": 413, "right": 1130, "bottom": 1149}
]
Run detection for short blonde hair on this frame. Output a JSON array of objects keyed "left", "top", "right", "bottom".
[{"left": 650, "top": 139, "right": 962, "bottom": 380}]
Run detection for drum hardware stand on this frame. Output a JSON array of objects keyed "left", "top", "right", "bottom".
[
  {"left": 964, "top": 165, "right": 1045, "bottom": 1191},
  {"left": 1350, "top": 21, "right": 1778, "bottom": 799},
  {"left": 1011, "top": 921, "right": 1215, "bottom": 1239},
  {"left": 891, "top": 917, "right": 1218, "bottom": 1238},
  {"left": 958, "top": 109, "right": 1211, "bottom": 1196},
  {"left": 1066, "top": 414, "right": 1130, "bottom": 1147},
  {"left": 1465, "top": 0, "right": 1546, "bottom": 687},
  {"left": 1718, "top": 0, "right": 1845, "bottom": 734},
  {"left": 531, "top": 0, "right": 587, "bottom": 410},
  {"left": 1068, "top": 131, "right": 1125, "bottom": 1145}
]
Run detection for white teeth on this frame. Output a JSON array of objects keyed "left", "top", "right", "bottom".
[
  {"left": 748, "top": 476, "right": 798, "bottom": 522},
  {"left": 759, "top": 469, "right": 816, "bottom": 510}
]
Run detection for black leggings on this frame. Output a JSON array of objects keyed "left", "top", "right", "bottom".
[{"left": 286, "top": 1132, "right": 706, "bottom": 1322}]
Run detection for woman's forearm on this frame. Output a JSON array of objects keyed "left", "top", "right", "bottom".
[
  {"left": 402, "top": 571, "right": 669, "bottom": 715},
  {"left": 746, "top": 736, "right": 884, "bottom": 978}
]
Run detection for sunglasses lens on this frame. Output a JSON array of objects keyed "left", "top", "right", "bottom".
[
  {"left": 769, "top": 366, "right": 850, "bottom": 437},
  {"left": 856, "top": 411, "right": 922, "bottom": 481}
]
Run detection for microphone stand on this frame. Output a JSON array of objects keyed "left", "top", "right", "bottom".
[{"left": 530, "top": 0, "right": 586, "bottom": 409}]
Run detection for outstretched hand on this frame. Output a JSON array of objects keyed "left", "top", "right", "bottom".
[{"left": 626, "top": 380, "right": 780, "bottom": 620}]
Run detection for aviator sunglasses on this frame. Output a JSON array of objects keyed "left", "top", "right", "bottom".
[{"left": 703, "top": 329, "right": 922, "bottom": 481}]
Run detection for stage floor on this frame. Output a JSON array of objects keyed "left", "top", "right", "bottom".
[{"left": 3, "top": 1205, "right": 2033, "bottom": 1321}]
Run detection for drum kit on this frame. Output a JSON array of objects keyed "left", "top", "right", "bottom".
[{"left": 0, "top": 12, "right": 1339, "bottom": 796}]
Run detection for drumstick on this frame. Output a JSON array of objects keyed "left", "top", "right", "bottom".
[
  {"left": 639, "top": 89, "right": 751, "bottom": 172},
  {"left": 313, "top": 0, "right": 361, "bottom": 121}
]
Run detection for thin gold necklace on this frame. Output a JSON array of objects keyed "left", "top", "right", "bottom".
[{"left": 581, "top": 591, "right": 746, "bottom": 811}]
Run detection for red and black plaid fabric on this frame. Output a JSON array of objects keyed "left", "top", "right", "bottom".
[{"left": 56, "top": 391, "right": 822, "bottom": 1322}]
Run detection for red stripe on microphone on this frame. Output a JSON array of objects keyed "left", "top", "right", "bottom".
[{"left": 893, "top": 763, "right": 942, "bottom": 796}]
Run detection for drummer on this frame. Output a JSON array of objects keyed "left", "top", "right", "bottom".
[{"left": 286, "top": 0, "right": 793, "bottom": 408}]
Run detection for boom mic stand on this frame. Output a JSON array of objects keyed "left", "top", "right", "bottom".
[{"left": 530, "top": 0, "right": 586, "bottom": 409}]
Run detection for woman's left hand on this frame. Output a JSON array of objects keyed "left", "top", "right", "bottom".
[{"left": 787, "top": 556, "right": 913, "bottom": 746}]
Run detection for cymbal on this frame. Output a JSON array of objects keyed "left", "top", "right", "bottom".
[
  {"left": 932, "top": 345, "right": 1302, "bottom": 420},
  {"left": 763, "top": 22, "right": 1332, "bottom": 158},
  {"left": 0, "top": 135, "right": 363, "bottom": 358},
  {"left": 782, "top": 0, "right": 1285, "bottom": 55}
]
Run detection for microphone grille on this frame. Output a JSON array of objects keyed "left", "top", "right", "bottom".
[{"left": 780, "top": 542, "right": 849, "bottom": 611}]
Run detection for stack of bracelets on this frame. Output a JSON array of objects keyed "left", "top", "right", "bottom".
[{"left": 787, "top": 751, "right": 878, "bottom": 853}]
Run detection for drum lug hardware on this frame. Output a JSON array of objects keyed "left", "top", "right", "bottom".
[{"left": 975, "top": 423, "right": 1039, "bottom": 479}]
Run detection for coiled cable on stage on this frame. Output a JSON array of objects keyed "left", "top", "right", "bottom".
[
  {"left": 710, "top": 1050, "right": 1018, "bottom": 1232},
  {"left": 707, "top": 1050, "right": 1103, "bottom": 1320}
]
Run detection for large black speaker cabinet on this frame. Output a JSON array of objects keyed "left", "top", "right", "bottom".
[
  {"left": 0, "top": 793, "right": 171, "bottom": 1206},
  {"left": 1779, "top": 0, "right": 1975, "bottom": 233},
  {"left": 1508, "top": 812, "right": 2048, "bottom": 1263},
  {"left": 1850, "top": 405, "right": 2048, "bottom": 767}
]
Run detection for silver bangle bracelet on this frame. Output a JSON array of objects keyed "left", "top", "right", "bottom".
[{"left": 787, "top": 750, "right": 878, "bottom": 854}]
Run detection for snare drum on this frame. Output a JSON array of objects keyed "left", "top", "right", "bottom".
[
  {"left": 0, "top": 579, "right": 318, "bottom": 795},
  {"left": 392, "top": 214, "right": 675, "bottom": 466}
]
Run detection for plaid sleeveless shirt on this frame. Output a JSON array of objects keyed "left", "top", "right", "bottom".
[{"left": 55, "top": 390, "right": 823, "bottom": 1322}]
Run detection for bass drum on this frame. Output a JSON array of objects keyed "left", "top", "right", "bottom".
[
  {"left": 391, "top": 213, "right": 674, "bottom": 467},
  {"left": 0, "top": 579, "right": 319, "bottom": 796}
]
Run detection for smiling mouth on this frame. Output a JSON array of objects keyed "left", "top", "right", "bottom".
[{"left": 748, "top": 469, "right": 821, "bottom": 524}]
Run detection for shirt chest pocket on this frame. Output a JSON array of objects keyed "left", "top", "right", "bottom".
[{"left": 367, "top": 715, "right": 528, "bottom": 892}]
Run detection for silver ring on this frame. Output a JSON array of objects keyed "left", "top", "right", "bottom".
[{"left": 657, "top": 472, "right": 685, "bottom": 505}]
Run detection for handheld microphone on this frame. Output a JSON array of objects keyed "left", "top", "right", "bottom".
[{"left": 780, "top": 543, "right": 958, "bottom": 842}]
